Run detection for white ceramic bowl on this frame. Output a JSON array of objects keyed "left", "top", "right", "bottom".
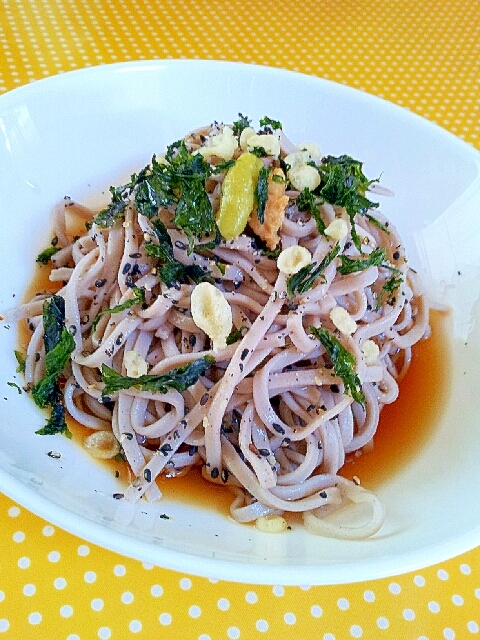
[{"left": 0, "top": 60, "right": 479, "bottom": 585}]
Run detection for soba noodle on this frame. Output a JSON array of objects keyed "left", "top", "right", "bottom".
[{"left": 7, "top": 117, "right": 430, "bottom": 539}]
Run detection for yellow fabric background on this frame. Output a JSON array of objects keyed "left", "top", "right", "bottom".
[{"left": 0, "top": 1, "right": 479, "bottom": 638}]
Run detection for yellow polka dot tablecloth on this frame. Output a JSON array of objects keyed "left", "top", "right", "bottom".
[{"left": 0, "top": 1, "right": 479, "bottom": 639}]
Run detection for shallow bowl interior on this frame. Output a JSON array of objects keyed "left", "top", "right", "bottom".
[{"left": 0, "top": 60, "right": 479, "bottom": 585}]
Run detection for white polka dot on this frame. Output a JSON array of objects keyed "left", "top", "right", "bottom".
[
  {"left": 337, "top": 597, "right": 350, "bottom": 610},
  {"left": 121, "top": 591, "right": 134, "bottom": 604},
  {"left": 256, "top": 619, "right": 268, "bottom": 632},
  {"left": 91, "top": 598, "right": 104, "bottom": 611},
  {"left": 324, "top": 634, "right": 336, "bottom": 640},
  {"left": 84, "top": 571, "right": 97, "bottom": 584},
  {"left": 245, "top": 591, "right": 258, "bottom": 604},
  {"left": 0, "top": 620, "right": 10, "bottom": 632},
  {"left": 363, "top": 590, "right": 375, "bottom": 602},
  {"left": 388, "top": 582, "right": 401, "bottom": 595},
  {"left": 18, "top": 556, "right": 30, "bottom": 569},
  {"left": 0, "top": 593, "right": 4, "bottom": 603},
  {"left": 475, "top": 589, "right": 480, "bottom": 600},
  {"left": 54, "top": 577, "right": 67, "bottom": 590},
  {"left": 48, "top": 551, "right": 60, "bottom": 563},
  {"left": 60, "top": 605, "right": 73, "bottom": 618},
  {"left": 42, "top": 525, "right": 55, "bottom": 536},
  {"left": 403, "top": 609, "right": 415, "bottom": 621},
  {"left": 98, "top": 628, "right": 111, "bottom": 640},
  {"left": 113, "top": 564, "right": 126, "bottom": 576},
  {"left": 438, "top": 569, "right": 449, "bottom": 580},
  {"left": 151, "top": 584, "right": 163, "bottom": 597},
  {"left": 443, "top": 629, "right": 455, "bottom": 640},
  {"left": 377, "top": 617, "right": 389, "bottom": 629},
  {"left": 284, "top": 612, "right": 296, "bottom": 625},
  {"left": 428, "top": 601, "right": 441, "bottom": 613},
  {"left": 198, "top": 635, "right": 211, "bottom": 640},
  {"left": 12, "top": 531, "right": 25, "bottom": 543},
  {"left": 77, "top": 544, "right": 90, "bottom": 556},
  {"left": 180, "top": 577, "right": 192, "bottom": 590},
  {"left": 452, "top": 594, "right": 464, "bottom": 606},
  {"left": 8, "top": 506, "right": 20, "bottom": 517},
  {"left": 67, "top": 635, "right": 80, "bottom": 640},
  {"left": 467, "top": 621, "right": 479, "bottom": 633},
  {"left": 299, "top": 585, "right": 311, "bottom": 591},
  {"left": 189, "top": 605, "right": 201, "bottom": 619},
  {"left": 227, "top": 628, "right": 240, "bottom": 639},
  {"left": 414, "top": 575, "right": 425, "bottom": 587},
  {"left": 28, "top": 612, "right": 42, "bottom": 625},
  {"left": 129, "top": 620, "right": 142, "bottom": 633},
  {"left": 142, "top": 562, "right": 154, "bottom": 570},
  {"left": 460, "top": 564, "right": 472, "bottom": 575},
  {"left": 217, "top": 598, "right": 230, "bottom": 611},
  {"left": 159, "top": 613, "right": 172, "bottom": 625},
  {"left": 350, "top": 625, "right": 363, "bottom": 638},
  {"left": 273, "top": 585, "right": 285, "bottom": 597},
  {"left": 23, "top": 584, "right": 36, "bottom": 596},
  {"left": 311, "top": 605, "right": 323, "bottom": 618}
]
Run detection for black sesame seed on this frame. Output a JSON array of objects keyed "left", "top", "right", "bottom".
[
  {"left": 258, "top": 448, "right": 270, "bottom": 457},
  {"left": 47, "top": 451, "right": 61, "bottom": 459},
  {"left": 160, "top": 443, "right": 172, "bottom": 456},
  {"left": 95, "top": 278, "right": 107, "bottom": 288},
  {"left": 211, "top": 467, "right": 219, "bottom": 479},
  {"left": 240, "top": 348, "right": 249, "bottom": 361},
  {"left": 200, "top": 393, "right": 209, "bottom": 406},
  {"left": 122, "top": 263, "right": 132, "bottom": 275},
  {"left": 143, "top": 468, "right": 152, "bottom": 482},
  {"left": 330, "top": 384, "right": 340, "bottom": 393},
  {"left": 129, "top": 252, "right": 141, "bottom": 259},
  {"left": 319, "top": 491, "right": 328, "bottom": 499},
  {"left": 272, "top": 423, "right": 285, "bottom": 435},
  {"left": 113, "top": 493, "right": 124, "bottom": 500},
  {"left": 189, "top": 334, "right": 197, "bottom": 347},
  {"left": 188, "top": 445, "right": 198, "bottom": 457},
  {"left": 174, "top": 240, "right": 188, "bottom": 250},
  {"left": 393, "top": 251, "right": 400, "bottom": 260},
  {"left": 124, "top": 432, "right": 134, "bottom": 440}
]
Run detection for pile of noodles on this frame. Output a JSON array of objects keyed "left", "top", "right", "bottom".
[{"left": 8, "top": 122, "right": 429, "bottom": 539}]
